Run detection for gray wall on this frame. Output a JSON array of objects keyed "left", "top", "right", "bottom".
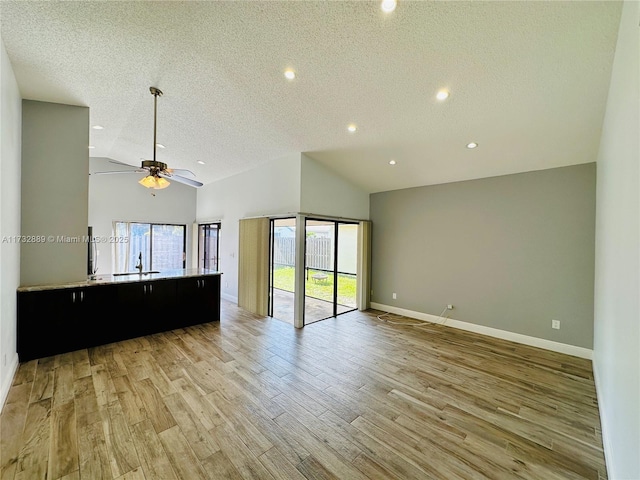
[
  {"left": 370, "top": 163, "right": 596, "bottom": 348},
  {"left": 593, "top": 1, "right": 639, "bottom": 477},
  {"left": 21, "top": 100, "right": 89, "bottom": 286}
]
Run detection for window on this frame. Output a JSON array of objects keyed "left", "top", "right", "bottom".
[
  {"left": 198, "top": 223, "right": 220, "bottom": 270},
  {"left": 114, "top": 222, "right": 186, "bottom": 273}
]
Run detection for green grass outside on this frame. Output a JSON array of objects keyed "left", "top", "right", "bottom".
[{"left": 272, "top": 266, "right": 356, "bottom": 307}]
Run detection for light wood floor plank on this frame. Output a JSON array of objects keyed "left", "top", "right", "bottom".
[
  {"left": 0, "top": 382, "right": 31, "bottom": 480},
  {"left": 29, "top": 357, "right": 54, "bottom": 404},
  {"left": 211, "top": 422, "right": 276, "bottom": 480},
  {"left": 48, "top": 399, "right": 78, "bottom": 479},
  {"left": 14, "top": 398, "right": 51, "bottom": 480},
  {"left": 162, "top": 392, "right": 220, "bottom": 460},
  {"left": 199, "top": 450, "right": 244, "bottom": 480},
  {"left": 133, "top": 378, "right": 176, "bottom": 434},
  {"left": 101, "top": 400, "right": 140, "bottom": 477},
  {"left": 258, "top": 446, "right": 308, "bottom": 480},
  {"left": 77, "top": 422, "right": 111, "bottom": 480},
  {"left": 129, "top": 419, "right": 178, "bottom": 480},
  {"left": 158, "top": 425, "right": 208, "bottom": 480}
]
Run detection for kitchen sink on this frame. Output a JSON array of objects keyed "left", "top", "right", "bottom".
[{"left": 113, "top": 271, "right": 160, "bottom": 276}]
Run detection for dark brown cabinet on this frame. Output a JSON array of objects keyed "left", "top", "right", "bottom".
[
  {"left": 175, "top": 276, "right": 220, "bottom": 328},
  {"left": 17, "top": 273, "right": 221, "bottom": 362},
  {"left": 17, "top": 284, "right": 117, "bottom": 361},
  {"left": 116, "top": 278, "right": 178, "bottom": 338}
]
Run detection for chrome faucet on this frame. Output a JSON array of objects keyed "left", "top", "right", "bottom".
[{"left": 135, "top": 252, "right": 143, "bottom": 273}]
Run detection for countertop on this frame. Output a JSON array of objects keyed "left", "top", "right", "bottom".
[{"left": 18, "top": 268, "right": 222, "bottom": 292}]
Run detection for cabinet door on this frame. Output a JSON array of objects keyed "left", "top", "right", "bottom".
[
  {"left": 64, "top": 288, "right": 87, "bottom": 353},
  {"left": 175, "top": 276, "right": 221, "bottom": 328},
  {"left": 18, "top": 285, "right": 121, "bottom": 361},
  {"left": 18, "top": 290, "right": 67, "bottom": 361},
  {"left": 115, "top": 280, "right": 177, "bottom": 339},
  {"left": 115, "top": 282, "right": 147, "bottom": 340},
  {"left": 175, "top": 277, "right": 202, "bottom": 329},
  {"left": 79, "top": 285, "right": 118, "bottom": 348},
  {"left": 142, "top": 279, "right": 177, "bottom": 335},
  {"left": 200, "top": 276, "right": 221, "bottom": 322}
]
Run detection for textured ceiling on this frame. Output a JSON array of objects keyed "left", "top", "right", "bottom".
[{"left": 0, "top": 1, "right": 622, "bottom": 193}]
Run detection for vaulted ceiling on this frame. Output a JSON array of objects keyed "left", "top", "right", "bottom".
[{"left": 0, "top": 1, "right": 622, "bottom": 193}]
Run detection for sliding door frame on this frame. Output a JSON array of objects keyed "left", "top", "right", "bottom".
[
  {"left": 303, "top": 217, "right": 359, "bottom": 325},
  {"left": 252, "top": 213, "right": 370, "bottom": 328}
]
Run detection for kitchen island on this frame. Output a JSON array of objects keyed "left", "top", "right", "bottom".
[{"left": 17, "top": 269, "right": 221, "bottom": 362}]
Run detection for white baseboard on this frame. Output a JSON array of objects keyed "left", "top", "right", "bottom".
[
  {"left": 0, "top": 353, "right": 19, "bottom": 414},
  {"left": 370, "top": 302, "right": 593, "bottom": 360}
]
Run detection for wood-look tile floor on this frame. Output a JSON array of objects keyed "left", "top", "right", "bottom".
[{"left": 1, "top": 301, "right": 607, "bottom": 479}]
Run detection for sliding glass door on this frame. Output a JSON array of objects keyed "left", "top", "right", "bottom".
[
  {"left": 336, "top": 222, "right": 358, "bottom": 311},
  {"left": 303, "top": 219, "right": 358, "bottom": 324},
  {"left": 113, "top": 221, "right": 186, "bottom": 273},
  {"left": 268, "top": 218, "right": 296, "bottom": 324}
]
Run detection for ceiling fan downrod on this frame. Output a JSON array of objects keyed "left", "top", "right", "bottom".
[{"left": 150, "top": 86, "right": 163, "bottom": 164}]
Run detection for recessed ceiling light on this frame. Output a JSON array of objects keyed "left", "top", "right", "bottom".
[
  {"left": 466, "top": 142, "right": 478, "bottom": 149},
  {"left": 381, "top": 0, "right": 397, "bottom": 13},
  {"left": 88, "top": 145, "right": 95, "bottom": 149},
  {"left": 436, "top": 90, "right": 450, "bottom": 101},
  {"left": 389, "top": 160, "right": 397, "bottom": 165},
  {"left": 92, "top": 125, "right": 104, "bottom": 130},
  {"left": 197, "top": 160, "right": 205, "bottom": 165},
  {"left": 347, "top": 124, "right": 357, "bottom": 133},
  {"left": 284, "top": 69, "right": 296, "bottom": 80},
  {"left": 156, "top": 143, "right": 165, "bottom": 149}
]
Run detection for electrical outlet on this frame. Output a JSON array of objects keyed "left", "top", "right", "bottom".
[
  {"left": 447, "top": 304, "right": 453, "bottom": 310},
  {"left": 392, "top": 293, "right": 397, "bottom": 299},
  {"left": 552, "top": 319, "right": 561, "bottom": 330},
  {"left": 225, "top": 281, "right": 229, "bottom": 288}
]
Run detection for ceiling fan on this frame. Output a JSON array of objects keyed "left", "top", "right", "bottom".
[{"left": 93, "top": 87, "right": 203, "bottom": 189}]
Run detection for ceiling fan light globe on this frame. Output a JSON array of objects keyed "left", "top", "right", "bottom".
[
  {"left": 154, "top": 177, "right": 170, "bottom": 189},
  {"left": 139, "top": 175, "right": 157, "bottom": 188}
]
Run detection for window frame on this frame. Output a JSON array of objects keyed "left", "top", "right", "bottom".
[{"left": 198, "top": 222, "right": 221, "bottom": 271}]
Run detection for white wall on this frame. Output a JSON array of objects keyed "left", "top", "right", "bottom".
[
  {"left": 300, "top": 153, "right": 369, "bottom": 220},
  {"left": 196, "top": 154, "right": 301, "bottom": 302},
  {"left": 89, "top": 157, "right": 197, "bottom": 275},
  {"left": 0, "top": 38, "right": 22, "bottom": 410},
  {"left": 21, "top": 100, "right": 89, "bottom": 286},
  {"left": 593, "top": 2, "right": 640, "bottom": 479}
]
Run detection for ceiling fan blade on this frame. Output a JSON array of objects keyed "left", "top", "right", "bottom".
[
  {"left": 108, "top": 159, "right": 140, "bottom": 169},
  {"left": 92, "top": 169, "right": 145, "bottom": 175},
  {"left": 159, "top": 172, "right": 203, "bottom": 187},
  {"left": 165, "top": 168, "right": 196, "bottom": 178}
]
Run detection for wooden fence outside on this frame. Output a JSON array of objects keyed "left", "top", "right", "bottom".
[{"left": 273, "top": 237, "right": 334, "bottom": 271}]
